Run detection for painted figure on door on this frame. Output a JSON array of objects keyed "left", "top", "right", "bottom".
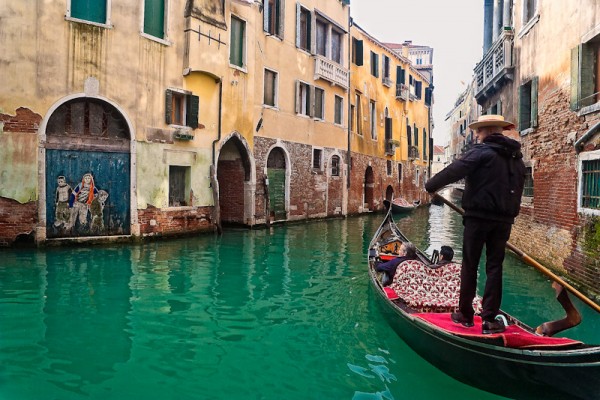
[
  {"left": 69, "top": 173, "right": 98, "bottom": 229},
  {"left": 54, "top": 176, "right": 72, "bottom": 228},
  {"left": 90, "top": 190, "right": 109, "bottom": 233}
]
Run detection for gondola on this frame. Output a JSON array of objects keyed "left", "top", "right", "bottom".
[
  {"left": 389, "top": 197, "right": 419, "bottom": 213},
  {"left": 368, "top": 206, "right": 600, "bottom": 400}
]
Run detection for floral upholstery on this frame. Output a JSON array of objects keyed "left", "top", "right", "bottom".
[{"left": 388, "top": 260, "right": 482, "bottom": 313}]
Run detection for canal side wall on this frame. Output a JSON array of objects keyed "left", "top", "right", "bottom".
[{"left": 471, "top": 0, "right": 600, "bottom": 301}]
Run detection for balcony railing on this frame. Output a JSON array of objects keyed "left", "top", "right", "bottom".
[
  {"left": 314, "top": 55, "right": 349, "bottom": 89},
  {"left": 382, "top": 77, "right": 393, "bottom": 88},
  {"left": 395, "top": 83, "right": 408, "bottom": 101},
  {"left": 474, "top": 30, "right": 514, "bottom": 101}
]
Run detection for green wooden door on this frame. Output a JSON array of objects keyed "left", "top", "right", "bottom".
[{"left": 267, "top": 169, "right": 286, "bottom": 220}]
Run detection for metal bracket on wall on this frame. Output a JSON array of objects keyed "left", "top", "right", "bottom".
[{"left": 184, "top": 25, "right": 226, "bottom": 49}]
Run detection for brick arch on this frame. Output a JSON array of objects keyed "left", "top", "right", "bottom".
[
  {"left": 217, "top": 134, "right": 253, "bottom": 225},
  {"left": 364, "top": 166, "right": 375, "bottom": 211}
]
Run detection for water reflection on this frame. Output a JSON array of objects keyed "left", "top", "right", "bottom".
[{"left": 0, "top": 209, "right": 597, "bottom": 400}]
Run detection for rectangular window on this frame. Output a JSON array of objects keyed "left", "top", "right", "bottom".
[
  {"left": 356, "top": 94, "right": 363, "bottom": 135},
  {"left": 230, "top": 16, "right": 246, "bottom": 68},
  {"left": 314, "top": 87, "right": 325, "bottom": 120},
  {"left": 263, "top": 69, "right": 278, "bottom": 107},
  {"left": 571, "top": 38, "right": 600, "bottom": 110},
  {"left": 165, "top": 89, "right": 199, "bottom": 129},
  {"left": 382, "top": 55, "right": 391, "bottom": 81},
  {"left": 352, "top": 38, "right": 363, "bottom": 66},
  {"left": 169, "top": 166, "right": 190, "bottom": 207},
  {"left": 316, "top": 19, "right": 328, "bottom": 57},
  {"left": 415, "top": 81, "right": 422, "bottom": 99},
  {"left": 350, "top": 104, "right": 355, "bottom": 131},
  {"left": 331, "top": 155, "right": 340, "bottom": 176},
  {"left": 422, "top": 129, "right": 427, "bottom": 159},
  {"left": 143, "top": 0, "right": 165, "bottom": 39},
  {"left": 332, "top": 29, "right": 342, "bottom": 64},
  {"left": 313, "top": 148, "right": 323, "bottom": 169},
  {"left": 581, "top": 159, "right": 600, "bottom": 210},
  {"left": 523, "top": 167, "right": 534, "bottom": 197},
  {"left": 296, "top": 81, "right": 311, "bottom": 116},
  {"left": 264, "top": 0, "right": 283, "bottom": 38},
  {"left": 70, "top": 0, "right": 108, "bottom": 24},
  {"left": 334, "top": 95, "right": 343, "bottom": 125},
  {"left": 370, "top": 101, "right": 377, "bottom": 139},
  {"left": 396, "top": 66, "right": 405, "bottom": 84},
  {"left": 519, "top": 77, "right": 538, "bottom": 131},
  {"left": 370, "top": 51, "right": 379, "bottom": 77},
  {"left": 386, "top": 160, "right": 392, "bottom": 176},
  {"left": 524, "top": 0, "right": 537, "bottom": 23},
  {"left": 398, "top": 163, "right": 403, "bottom": 182},
  {"left": 297, "top": 6, "right": 311, "bottom": 52}
]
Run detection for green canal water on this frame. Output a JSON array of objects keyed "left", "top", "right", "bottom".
[{"left": 1, "top": 205, "right": 599, "bottom": 400}]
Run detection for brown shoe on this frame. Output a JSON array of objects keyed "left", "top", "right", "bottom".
[
  {"left": 482, "top": 320, "right": 506, "bottom": 334},
  {"left": 451, "top": 312, "right": 474, "bottom": 327}
]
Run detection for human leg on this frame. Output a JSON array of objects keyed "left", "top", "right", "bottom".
[
  {"left": 481, "top": 222, "right": 512, "bottom": 322},
  {"left": 459, "top": 218, "right": 486, "bottom": 320}
]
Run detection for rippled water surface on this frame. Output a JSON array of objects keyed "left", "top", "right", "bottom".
[{"left": 1, "top": 204, "right": 599, "bottom": 400}]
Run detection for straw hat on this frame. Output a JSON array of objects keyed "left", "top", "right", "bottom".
[{"left": 468, "top": 114, "right": 515, "bottom": 130}]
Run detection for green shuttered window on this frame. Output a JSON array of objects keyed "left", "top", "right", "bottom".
[
  {"left": 144, "top": 0, "right": 165, "bottom": 39},
  {"left": 165, "top": 89, "right": 199, "bottom": 129},
  {"left": 230, "top": 16, "right": 246, "bottom": 68},
  {"left": 582, "top": 159, "right": 600, "bottom": 210},
  {"left": 71, "top": 0, "right": 107, "bottom": 24}
]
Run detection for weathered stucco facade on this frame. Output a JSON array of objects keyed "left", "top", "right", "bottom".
[
  {"left": 472, "top": 0, "right": 600, "bottom": 300},
  {"left": 0, "top": 0, "right": 432, "bottom": 246}
]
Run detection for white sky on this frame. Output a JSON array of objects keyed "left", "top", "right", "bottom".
[{"left": 350, "top": 0, "right": 484, "bottom": 146}]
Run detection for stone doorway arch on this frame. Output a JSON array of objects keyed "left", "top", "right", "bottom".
[
  {"left": 364, "top": 166, "right": 375, "bottom": 211},
  {"left": 217, "top": 135, "right": 252, "bottom": 225}
]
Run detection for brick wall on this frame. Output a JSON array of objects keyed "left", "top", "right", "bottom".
[
  {"left": 0, "top": 197, "right": 37, "bottom": 246},
  {"left": 137, "top": 205, "right": 213, "bottom": 237},
  {"left": 347, "top": 153, "right": 423, "bottom": 214},
  {"left": 0, "top": 107, "right": 42, "bottom": 133},
  {"left": 514, "top": 82, "right": 600, "bottom": 299},
  {"left": 217, "top": 159, "right": 246, "bottom": 224}
]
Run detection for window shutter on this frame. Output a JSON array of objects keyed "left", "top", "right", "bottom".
[
  {"left": 531, "top": 77, "right": 538, "bottom": 128},
  {"left": 278, "top": 0, "right": 285, "bottom": 38},
  {"left": 263, "top": 0, "right": 270, "bottom": 32},
  {"left": 187, "top": 94, "right": 199, "bottom": 129},
  {"left": 356, "top": 40, "right": 363, "bottom": 66},
  {"left": 165, "top": 89, "right": 173, "bottom": 124},
  {"left": 581, "top": 43, "right": 596, "bottom": 107},
  {"left": 518, "top": 84, "right": 529, "bottom": 131},
  {"left": 396, "top": 66, "right": 404, "bottom": 84},
  {"left": 295, "top": 2, "right": 301, "bottom": 47},
  {"left": 310, "top": 11, "right": 316, "bottom": 54},
  {"left": 144, "top": 0, "right": 165, "bottom": 38},
  {"left": 414, "top": 126, "right": 418, "bottom": 147},
  {"left": 309, "top": 85, "right": 315, "bottom": 118},
  {"left": 570, "top": 46, "right": 581, "bottom": 110},
  {"left": 407, "top": 125, "right": 411, "bottom": 146},
  {"left": 497, "top": 99, "right": 502, "bottom": 115},
  {"left": 375, "top": 54, "right": 379, "bottom": 77},
  {"left": 294, "top": 80, "right": 301, "bottom": 114}
]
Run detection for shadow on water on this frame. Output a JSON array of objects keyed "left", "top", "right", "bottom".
[{"left": 0, "top": 207, "right": 598, "bottom": 400}]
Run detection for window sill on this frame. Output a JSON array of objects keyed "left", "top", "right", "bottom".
[
  {"left": 262, "top": 104, "right": 279, "bottom": 111},
  {"left": 65, "top": 16, "right": 113, "bottom": 29},
  {"left": 578, "top": 102, "right": 600, "bottom": 116},
  {"left": 229, "top": 64, "right": 247, "bottom": 74},
  {"left": 518, "top": 14, "right": 540, "bottom": 39},
  {"left": 166, "top": 206, "right": 194, "bottom": 211},
  {"left": 265, "top": 33, "right": 283, "bottom": 42},
  {"left": 141, "top": 32, "right": 171, "bottom": 46},
  {"left": 520, "top": 127, "right": 535, "bottom": 137}
]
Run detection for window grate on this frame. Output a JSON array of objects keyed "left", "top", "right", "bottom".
[{"left": 582, "top": 159, "right": 600, "bottom": 209}]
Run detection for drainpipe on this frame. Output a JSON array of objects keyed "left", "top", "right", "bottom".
[
  {"left": 211, "top": 77, "right": 223, "bottom": 234},
  {"left": 347, "top": 16, "right": 353, "bottom": 191}
]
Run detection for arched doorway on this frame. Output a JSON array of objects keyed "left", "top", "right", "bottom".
[
  {"left": 364, "top": 166, "right": 374, "bottom": 211},
  {"left": 44, "top": 97, "right": 131, "bottom": 238},
  {"left": 217, "top": 136, "right": 251, "bottom": 225},
  {"left": 266, "top": 147, "right": 287, "bottom": 221}
]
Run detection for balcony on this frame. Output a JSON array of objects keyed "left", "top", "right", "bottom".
[
  {"left": 314, "top": 55, "right": 349, "bottom": 89},
  {"left": 382, "top": 77, "right": 393, "bottom": 88},
  {"left": 474, "top": 30, "right": 514, "bottom": 103},
  {"left": 395, "top": 83, "right": 408, "bottom": 101}
]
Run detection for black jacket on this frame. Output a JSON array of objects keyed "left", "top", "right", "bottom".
[{"left": 425, "top": 133, "right": 526, "bottom": 223}]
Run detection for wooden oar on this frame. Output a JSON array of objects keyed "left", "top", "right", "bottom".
[{"left": 433, "top": 192, "right": 600, "bottom": 314}]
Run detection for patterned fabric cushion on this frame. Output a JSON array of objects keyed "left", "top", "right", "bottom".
[{"left": 389, "top": 260, "right": 482, "bottom": 313}]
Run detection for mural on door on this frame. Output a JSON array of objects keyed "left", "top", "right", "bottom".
[{"left": 46, "top": 150, "right": 130, "bottom": 238}]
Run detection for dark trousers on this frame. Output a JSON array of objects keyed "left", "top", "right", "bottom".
[{"left": 460, "top": 217, "right": 512, "bottom": 322}]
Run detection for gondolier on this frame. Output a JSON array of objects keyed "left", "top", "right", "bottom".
[{"left": 425, "top": 114, "right": 526, "bottom": 334}]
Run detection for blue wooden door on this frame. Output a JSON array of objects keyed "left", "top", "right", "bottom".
[{"left": 46, "top": 149, "right": 130, "bottom": 238}]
